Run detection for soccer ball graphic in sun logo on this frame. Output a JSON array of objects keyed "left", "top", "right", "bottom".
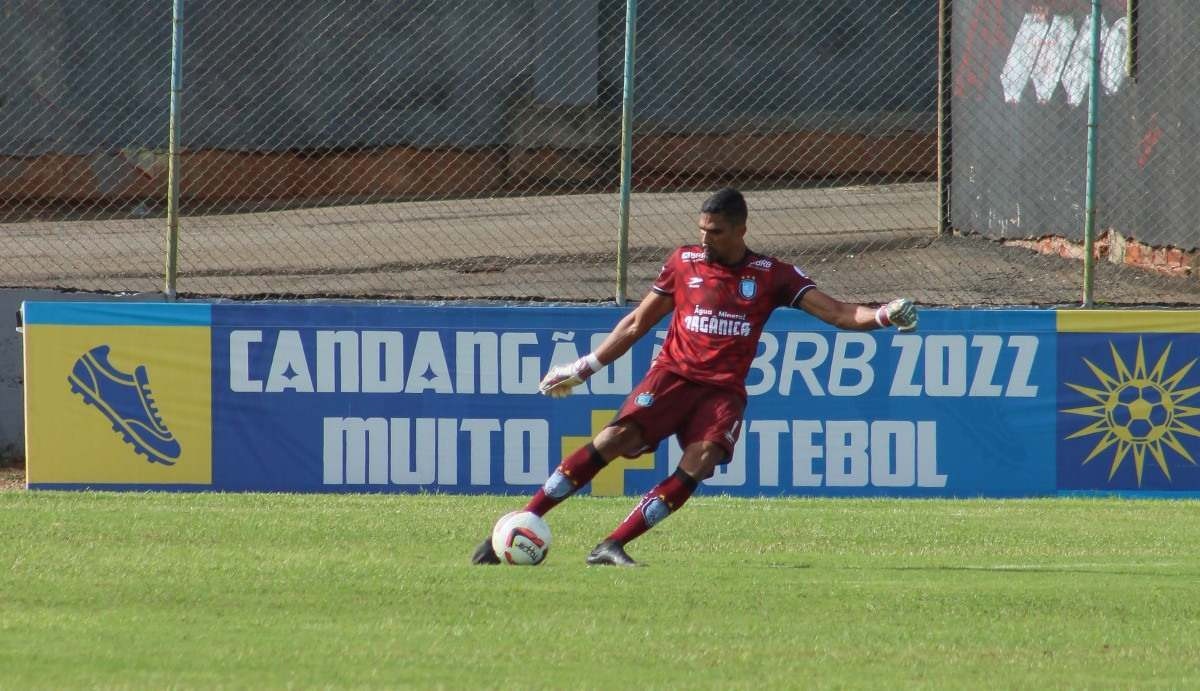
[
  {"left": 1108, "top": 382, "right": 1171, "bottom": 444},
  {"left": 1063, "top": 338, "right": 1200, "bottom": 486}
]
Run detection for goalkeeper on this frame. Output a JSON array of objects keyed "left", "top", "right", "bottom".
[{"left": 473, "top": 188, "right": 918, "bottom": 567}]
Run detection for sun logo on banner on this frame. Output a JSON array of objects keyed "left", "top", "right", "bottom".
[{"left": 1062, "top": 338, "right": 1200, "bottom": 485}]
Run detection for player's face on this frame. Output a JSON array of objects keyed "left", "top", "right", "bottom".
[{"left": 698, "top": 212, "right": 747, "bottom": 264}]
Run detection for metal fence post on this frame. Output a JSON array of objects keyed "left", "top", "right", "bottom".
[
  {"left": 1082, "top": 0, "right": 1102, "bottom": 308},
  {"left": 164, "top": 0, "right": 185, "bottom": 300},
  {"left": 615, "top": 0, "right": 638, "bottom": 306},
  {"left": 937, "top": 0, "right": 952, "bottom": 236}
]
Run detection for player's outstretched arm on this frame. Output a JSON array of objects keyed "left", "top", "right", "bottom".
[
  {"left": 799, "top": 289, "right": 918, "bottom": 332},
  {"left": 539, "top": 291, "right": 676, "bottom": 398}
]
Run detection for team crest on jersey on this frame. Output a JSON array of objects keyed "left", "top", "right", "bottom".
[
  {"left": 635, "top": 392, "right": 654, "bottom": 407},
  {"left": 738, "top": 277, "right": 757, "bottom": 299}
]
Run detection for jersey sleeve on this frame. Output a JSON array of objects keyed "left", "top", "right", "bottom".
[
  {"left": 651, "top": 248, "right": 681, "bottom": 296},
  {"left": 778, "top": 262, "right": 817, "bottom": 308}
]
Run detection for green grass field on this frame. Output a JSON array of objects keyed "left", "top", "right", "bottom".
[{"left": 2, "top": 491, "right": 1198, "bottom": 689}]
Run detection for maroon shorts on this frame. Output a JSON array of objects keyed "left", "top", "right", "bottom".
[{"left": 610, "top": 367, "right": 746, "bottom": 462}]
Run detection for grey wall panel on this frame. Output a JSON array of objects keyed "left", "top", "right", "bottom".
[
  {"left": 952, "top": 0, "right": 1199, "bottom": 250},
  {"left": 2, "top": 1, "right": 934, "bottom": 154},
  {"left": 182, "top": 0, "right": 529, "bottom": 149},
  {"left": 534, "top": 0, "right": 599, "bottom": 107},
  {"left": 630, "top": 0, "right": 936, "bottom": 131},
  {"left": 0, "top": 0, "right": 169, "bottom": 155}
]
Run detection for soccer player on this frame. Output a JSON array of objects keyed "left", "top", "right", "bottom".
[{"left": 473, "top": 188, "right": 917, "bottom": 567}]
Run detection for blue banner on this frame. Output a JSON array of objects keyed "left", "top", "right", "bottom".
[
  {"left": 1055, "top": 314, "right": 1200, "bottom": 494},
  {"left": 22, "top": 302, "right": 1200, "bottom": 496}
]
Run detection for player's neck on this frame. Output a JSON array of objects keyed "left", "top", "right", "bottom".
[{"left": 711, "top": 247, "right": 748, "bottom": 267}]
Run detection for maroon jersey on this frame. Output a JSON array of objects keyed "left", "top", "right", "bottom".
[{"left": 650, "top": 245, "right": 816, "bottom": 396}]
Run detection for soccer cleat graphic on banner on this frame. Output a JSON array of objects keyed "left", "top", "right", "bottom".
[{"left": 67, "top": 345, "right": 182, "bottom": 465}]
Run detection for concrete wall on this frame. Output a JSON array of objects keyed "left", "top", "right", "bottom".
[
  {"left": 1, "top": 0, "right": 935, "bottom": 211},
  {"left": 952, "top": 0, "right": 1199, "bottom": 250},
  {"left": 1, "top": 0, "right": 933, "bottom": 155},
  {"left": 0, "top": 291, "right": 23, "bottom": 461}
]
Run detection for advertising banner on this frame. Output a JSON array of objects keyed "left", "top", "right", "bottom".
[{"left": 22, "top": 302, "right": 1200, "bottom": 496}]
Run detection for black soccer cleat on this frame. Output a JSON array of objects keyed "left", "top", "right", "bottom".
[
  {"left": 585, "top": 539, "right": 642, "bottom": 567},
  {"left": 471, "top": 537, "right": 501, "bottom": 565}
]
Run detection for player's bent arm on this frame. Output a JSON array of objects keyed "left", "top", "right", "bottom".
[
  {"left": 592, "top": 290, "right": 675, "bottom": 365},
  {"left": 799, "top": 289, "right": 918, "bottom": 332},
  {"left": 538, "top": 290, "right": 675, "bottom": 397}
]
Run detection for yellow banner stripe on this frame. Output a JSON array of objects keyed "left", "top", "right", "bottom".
[{"left": 1058, "top": 311, "right": 1200, "bottom": 333}]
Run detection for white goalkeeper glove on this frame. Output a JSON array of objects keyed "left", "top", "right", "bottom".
[
  {"left": 875, "top": 298, "right": 918, "bottom": 332},
  {"left": 539, "top": 353, "right": 603, "bottom": 398}
]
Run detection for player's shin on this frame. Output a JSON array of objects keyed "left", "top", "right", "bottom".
[
  {"left": 523, "top": 443, "right": 607, "bottom": 516},
  {"left": 606, "top": 467, "right": 699, "bottom": 545}
]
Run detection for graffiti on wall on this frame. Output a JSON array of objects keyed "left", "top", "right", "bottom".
[{"left": 1001, "top": 11, "right": 1129, "bottom": 106}]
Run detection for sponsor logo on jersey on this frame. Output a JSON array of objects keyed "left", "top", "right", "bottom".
[
  {"left": 683, "top": 311, "right": 752, "bottom": 337},
  {"left": 748, "top": 258, "right": 773, "bottom": 270},
  {"left": 687, "top": 276, "right": 704, "bottom": 289},
  {"left": 738, "top": 277, "right": 757, "bottom": 300},
  {"left": 681, "top": 251, "right": 705, "bottom": 262},
  {"left": 635, "top": 392, "right": 654, "bottom": 407}
]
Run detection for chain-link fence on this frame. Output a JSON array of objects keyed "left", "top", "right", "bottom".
[
  {"left": 953, "top": 0, "right": 1200, "bottom": 306},
  {"left": 2, "top": 0, "right": 1198, "bottom": 306}
]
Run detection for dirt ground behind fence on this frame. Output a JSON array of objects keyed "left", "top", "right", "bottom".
[{"left": 3, "top": 184, "right": 1198, "bottom": 305}]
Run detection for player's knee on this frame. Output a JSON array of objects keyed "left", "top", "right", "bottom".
[
  {"left": 702, "top": 445, "right": 729, "bottom": 478},
  {"left": 596, "top": 422, "right": 645, "bottom": 458},
  {"left": 679, "top": 444, "right": 726, "bottom": 480},
  {"left": 678, "top": 458, "right": 707, "bottom": 480}
]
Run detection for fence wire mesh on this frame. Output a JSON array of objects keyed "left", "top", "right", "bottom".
[
  {"left": 952, "top": 0, "right": 1200, "bottom": 306},
  {"left": 1, "top": 0, "right": 1198, "bottom": 306}
]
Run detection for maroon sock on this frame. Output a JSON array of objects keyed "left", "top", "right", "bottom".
[
  {"left": 607, "top": 468, "right": 699, "bottom": 545},
  {"left": 523, "top": 443, "right": 607, "bottom": 516}
]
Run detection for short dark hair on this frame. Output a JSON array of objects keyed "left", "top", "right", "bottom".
[{"left": 700, "top": 187, "right": 748, "bottom": 225}]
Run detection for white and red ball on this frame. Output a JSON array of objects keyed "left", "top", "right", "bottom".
[{"left": 491, "top": 510, "right": 552, "bottom": 566}]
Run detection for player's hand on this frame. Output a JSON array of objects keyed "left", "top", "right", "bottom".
[
  {"left": 876, "top": 298, "right": 918, "bottom": 332},
  {"left": 538, "top": 356, "right": 599, "bottom": 398}
]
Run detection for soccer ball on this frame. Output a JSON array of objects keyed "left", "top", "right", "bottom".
[
  {"left": 1108, "top": 382, "right": 1171, "bottom": 443},
  {"left": 491, "top": 511, "right": 552, "bottom": 566}
]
